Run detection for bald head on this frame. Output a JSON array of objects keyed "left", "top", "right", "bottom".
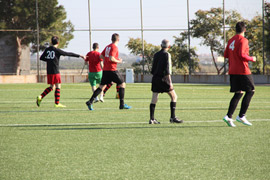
[{"left": 161, "top": 39, "right": 170, "bottom": 49}]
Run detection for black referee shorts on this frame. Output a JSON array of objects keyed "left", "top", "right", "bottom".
[
  {"left": 151, "top": 76, "right": 171, "bottom": 93},
  {"left": 100, "top": 70, "right": 124, "bottom": 85},
  {"left": 230, "top": 74, "right": 255, "bottom": 92}
]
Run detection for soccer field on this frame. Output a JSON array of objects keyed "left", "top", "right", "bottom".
[{"left": 0, "top": 83, "right": 269, "bottom": 180}]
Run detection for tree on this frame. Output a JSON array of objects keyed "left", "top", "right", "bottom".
[
  {"left": 170, "top": 32, "right": 199, "bottom": 74},
  {"left": 245, "top": 15, "right": 263, "bottom": 74},
  {"left": 265, "top": 2, "right": 270, "bottom": 73},
  {"left": 126, "top": 38, "right": 160, "bottom": 73},
  {"left": 0, "top": 0, "right": 74, "bottom": 74},
  {"left": 190, "top": 8, "right": 242, "bottom": 75}
]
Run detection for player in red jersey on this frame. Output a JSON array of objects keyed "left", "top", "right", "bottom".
[
  {"left": 85, "top": 43, "right": 105, "bottom": 102},
  {"left": 86, "top": 33, "right": 131, "bottom": 110},
  {"left": 223, "top": 22, "right": 256, "bottom": 127},
  {"left": 36, "top": 36, "right": 86, "bottom": 107},
  {"left": 85, "top": 43, "right": 120, "bottom": 102}
]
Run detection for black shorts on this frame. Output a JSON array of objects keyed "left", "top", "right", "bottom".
[
  {"left": 230, "top": 75, "right": 255, "bottom": 92},
  {"left": 151, "top": 76, "right": 171, "bottom": 93},
  {"left": 100, "top": 71, "right": 124, "bottom": 85}
]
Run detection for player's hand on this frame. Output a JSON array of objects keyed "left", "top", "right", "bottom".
[
  {"left": 118, "top": 58, "right": 123, "bottom": 63},
  {"left": 252, "top": 56, "right": 256, "bottom": 62},
  {"left": 80, "top": 55, "right": 87, "bottom": 60}
]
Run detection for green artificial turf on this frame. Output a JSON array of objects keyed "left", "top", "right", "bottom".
[{"left": 0, "top": 83, "right": 269, "bottom": 180}]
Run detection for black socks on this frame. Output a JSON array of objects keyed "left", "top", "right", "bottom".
[
  {"left": 227, "top": 91, "right": 254, "bottom": 118},
  {"left": 150, "top": 102, "right": 176, "bottom": 120},
  {"left": 89, "top": 88, "right": 102, "bottom": 103},
  {"left": 170, "top": 102, "right": 176, "bottom": 118},
  {"left": 150, "top": 104, "right": 156, "bottom": 120},
  {"left": 239, "top": 91, "right": 254, "bottom": 118},
  {"left": 119, "top": 87, "right": 125, "bottom": 108},
  {"left": 227, "top": 93, "right": 243, "bottom": 118}
]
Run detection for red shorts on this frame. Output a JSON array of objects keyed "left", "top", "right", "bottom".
[{"left": 47, "top": 74, "right": 61, "bottom": 85}]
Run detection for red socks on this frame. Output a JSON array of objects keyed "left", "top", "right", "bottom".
[
  {"left": 41, "top": 87, "right": 53, "bottom": 98},
  {"left": 55, "top": 88, "right": 60, "bottom": 105}
]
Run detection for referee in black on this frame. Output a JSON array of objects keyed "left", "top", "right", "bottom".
[{"left": 149, "top": 39, "right": 183, "bottom": 124}]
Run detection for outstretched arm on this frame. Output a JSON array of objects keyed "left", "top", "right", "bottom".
[{"left": 57, "top": 49, "right": 86, "bottom": 60}]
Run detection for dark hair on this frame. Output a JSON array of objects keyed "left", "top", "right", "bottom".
[
  {"left": 236, "top": 22, "right": 246, "bottom": 33},
  {"left": 93, "top": 43, "right": 99, "bottom": 50},
  {"left": 111, "top": 33, "right": 119, "bottom": 42},
  {"left": 51, "top": 36, "right": 59, "bottom": 45}
]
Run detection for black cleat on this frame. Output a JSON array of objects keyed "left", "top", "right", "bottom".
[
  {"left": 149, "top": 119, "right": 161, "bottom": 124},
  {"left": 170, "top": 117, "right": 183, "bottom": 123}
]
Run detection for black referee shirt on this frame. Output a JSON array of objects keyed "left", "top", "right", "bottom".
[
  {"left": 40, "top": 46, "right": 80, "bottom": 74},
  {"left": 151, "top": 49, "right": 172, "bottom": 78}
]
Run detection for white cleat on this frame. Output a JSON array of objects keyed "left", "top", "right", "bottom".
[
  {"left": 223, "top": 115, "right": 236, "bottom": 127},
  {"left": 94, "top": 97, "right": 99, "bottom": 103},
  {"left": 236, "top": 116, "right": 252, "bottom": 126},
  {"left": 99, "top": 96, "right": 104, "bottom": 103}
]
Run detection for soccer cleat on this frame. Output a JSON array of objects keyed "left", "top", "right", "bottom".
[
  {"left": 120, "top": 104, "right": 131, "bottom": 110},
  {"left": 170, "top": 117, "right": 183, "bottom": 123},
  {"left": 149, "top": 119, "right": 160, "bottom": 124},
  {"left": 223, "top": 115, "right": 236, "bottom": 127},
  {"left": 115, "top": 93, "right": 119, "bottom": 99},
  {"left": 236, "top": 116, "right": 252, "bottom": 126},
  {"left": 36, "top": 95, "right": 42, "bottom": 107},
  {"left": 99, "top": 96, "right": 104, "bottom": 103},
  {"left": 54, "top": 103, "right": 66, "bottom": 108},
  {"left": 86, "top": 101, "right": 94, "bottom": 111}
]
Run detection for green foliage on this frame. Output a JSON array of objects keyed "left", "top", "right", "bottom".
[
  {"left": 0, "top": 0, "right": 74, "bottom": 52},
  {"left": 265, "top": 2, "right": 270, "bottom": 68},
  {"left": 170, "top": 32, "right": 199, "bottom": 74},
  {"left": 190, "top": 8, "right": 242, "bottom": 74},
  {"left": 127, "top": 36, "right": 199, "bottom": 74},
  {"left": 126, "top": 38, "right": 160, "bottom": 73},
  {"left": 245, "top": 15, "right": 263, "bottom": 74}
]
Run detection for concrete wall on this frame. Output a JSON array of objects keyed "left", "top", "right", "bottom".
[
  {"left": 135, "top": 74, "right": 270, "bottom": 84},
  {"left": 0, "top": 74, "right": 269, "bottom": 84},
  {"left": 0, "top": 36, "right": 17, "bottom": 74},
  {"left": 0, "top": 36, "right": 30, "bottom": 75}
]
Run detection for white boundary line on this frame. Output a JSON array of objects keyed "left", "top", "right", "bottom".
[{"left": 0, "top": 119, "right": 269, "bottom": 127}]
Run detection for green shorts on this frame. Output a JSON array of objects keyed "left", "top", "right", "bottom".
[{"left": 88, "top": 71, "right": 102, "bottom": 86}]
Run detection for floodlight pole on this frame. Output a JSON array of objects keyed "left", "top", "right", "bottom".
[
  {"left": 187, "top": 0, "right": 191, "bottom": 75},
  {"left": 140, "top": 0, "right": 145, "bottom": 75},
  {"left": 88, "top": 0, "right": 92, "bottom": 51},
  {"left": 36, "top": 0, "right": 40, "bottom": 81},
  {"left": 223, "top": 0, "right": 226, "bottom": 75},
  {"left": 262, "top": 0, "right": 265, "bottom": 75}
]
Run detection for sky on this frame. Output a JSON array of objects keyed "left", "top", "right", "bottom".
[{"left": 57, "top": 0, "right": 263, "bottom": 56}]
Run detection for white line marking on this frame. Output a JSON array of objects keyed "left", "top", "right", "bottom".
[
  {"left": 0, "top": 100, "right": 270, "bottom": 104},
  {"left": 0, "top": 119, "right": 269, "bottom": 127}
]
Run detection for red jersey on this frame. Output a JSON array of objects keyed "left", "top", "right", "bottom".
[
  {"left": 101, "top": 43, "right": 118, "bottom": 71},
  {"left": 224, "top": 34, "right": 255, "bottom": 75},
  {"left": 85, "top": 51, "right": 103, "bottom": 72}
]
